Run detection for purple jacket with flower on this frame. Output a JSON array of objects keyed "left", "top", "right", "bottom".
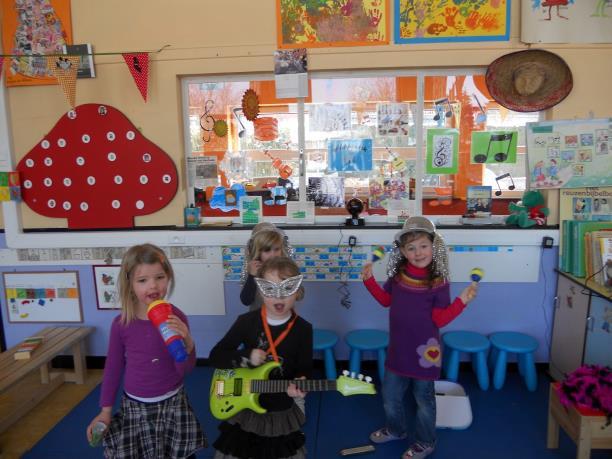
[{"left": 382, "top": 269, "right": 450, "bottom": 380}]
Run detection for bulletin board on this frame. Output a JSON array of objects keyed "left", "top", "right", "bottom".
[
  {"left": 526, "top": 118, "right": 612, "bottom": 189},
  {"left": 3, "top": 271, "right": 82, "bottom": 322}
]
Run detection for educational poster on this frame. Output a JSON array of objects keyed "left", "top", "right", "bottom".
[
  {"left": 559, "top": 187, "right": 612, "bottom": 223},
  {"left": 93, "top": 265, "right": 120, "bottom": 310},
  {"left": 1, "top": 0, "right": 73, "bottom": 86},
  {"left": 426, "top": 128, "right": 459, "bottom": 174},
  {"left": 470, "top": 131, "right": 518, "bottom": 164},
  {"left": 395, "top": 0, "right": 510, "bottom": 44},
  {"left": 3, "top": 271, "right": 82, "bottom": 322},
  {"left": 328, "top": 138, "right": 373, "bottom": 172},
  {"left": 377, "top": 103, "right": 410, "bottom": 136},
  {"left": 522, "top": 0, "right": 612, "bottom": 44},
  {"left": 276, "top": 0, "right": 389, "bottom": 49},
  {"left": 310, "top": 104, "right": 352, "bottom": 132},
  {"left": 526, "top": 118, "right": 612, "bottom": 189},
  {"left": 223, "top": 245, "right": 368, "bottom": 281},
  {"left": 187, "top": 156, "right": 219, "bottom": 188},
  {"left": 307, "top": 176, "right": 345, "bottom": 207}
]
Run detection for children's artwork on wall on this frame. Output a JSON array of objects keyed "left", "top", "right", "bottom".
[
  {"left": 310, "top": 104, "right": 352, "bottom": 132},
  {"left": 1, "top": 0, "right": 73, "bottom": 86},
  {"left": 274, "top": 48, "right": 308, "bottom": 99},
  {"left": 276, "top": 0, "right": 389, "bottom": 48},
  {"left": 425, "top": 128, "right": 459, "bottom": 174},
  {"left": 209, "top": 184, "right": 246, "bottom": 212},
  {"left": 521, "top": 0, "right": 612, "bottom": 43},
  {"left": 526, "top": 118, "right": 612, "bottom": 189},
  {"left": 16, "top": 103, "right": 179, "bottom": 229},
  {"left": 0, "top": 171, "right": 21, "bottom": 201},
  {"left": 93, "top": 265, "right": 121, "bottom": 310},
  {"left": 219, "top": 150, "right": 251, "bottom": 183},
  {"left": 377, "top": 103, "right": 410, "bottom": 136},
  {"left": 328, "top": 138, "right": 373, "bottom": 172},
  {"left": 395, "top": 0, "right": 510, "bottom": 44},
  {"left": 239, "top": 195, "right": 262, "bottom": 225},
  {"left": 307, "top": 176, "right": 345, "bottom": 207},
  {"left": 471, "top": 131, "right": 518, "bottom": 164},
  {"left": 3, "top": 271, "right": 82, "bottom": 322}
]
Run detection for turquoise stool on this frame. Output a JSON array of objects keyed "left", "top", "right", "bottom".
[
  {"left": 345, "top": 329, "right": 389, "bottom": 382},
  {"left": 489, "top": 332, "right": 538, "bottom": 392},
  {"left": 442, "top": 331, "right": 490, "bottom": 390},
  {"left": 313, "top": 329, "right": 338, "bottom": 380}
]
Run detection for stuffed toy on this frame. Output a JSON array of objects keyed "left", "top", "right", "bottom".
[{"left": 506, "top": 190, "right": 549, "bottom": 228}]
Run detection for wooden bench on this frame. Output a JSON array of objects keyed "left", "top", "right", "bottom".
[
  {"left": 547, "top": 383, "right": 612, "bottom": 459},
  {"left": 0, "top": 326, "right": 94, "bottom": 434}
]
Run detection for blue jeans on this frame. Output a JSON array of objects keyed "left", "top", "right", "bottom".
[{"left": 382, "top": 370, "right": 436, "bottom": 446}]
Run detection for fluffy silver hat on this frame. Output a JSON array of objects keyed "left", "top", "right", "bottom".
[{"left": 387, "top": 216, "right": 449, "bottom": 280}]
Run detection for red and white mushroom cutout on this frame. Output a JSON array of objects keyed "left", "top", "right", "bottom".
[{"left": 17, "top": 104, "right": 178, "bottom": 229}]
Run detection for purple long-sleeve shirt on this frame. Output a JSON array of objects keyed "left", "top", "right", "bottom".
[{"left": 99, "top": 306, "right": 196, "bottom": 408}]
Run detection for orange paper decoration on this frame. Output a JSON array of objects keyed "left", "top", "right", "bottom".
[
  {"left": 46, "top": 56, "right": 80, "bottom": 108},
  {"left": 253, "top": 117, "right": 279, "bottom": 142},
  {"left": 241, "top": 89, "right": 260, "bottom": 121}
]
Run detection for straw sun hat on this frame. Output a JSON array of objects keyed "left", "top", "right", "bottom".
[{"left": 485, "top": 49, "right": 573, "bottom": 112}]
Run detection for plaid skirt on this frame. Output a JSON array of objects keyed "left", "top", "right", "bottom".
[
  {"left": 213, "top": 402, "right": 306, "bottom": 459},
  {"left": 103, "top": 387, "right": 206, "bottom": 459}
]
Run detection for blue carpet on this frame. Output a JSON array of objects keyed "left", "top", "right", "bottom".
[{"left": 23, "top": 366, "right": 611, "bottom": 458}]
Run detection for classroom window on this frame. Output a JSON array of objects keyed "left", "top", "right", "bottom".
[{"left": 182, "top": 69, "right": 540, "bottom": 221}]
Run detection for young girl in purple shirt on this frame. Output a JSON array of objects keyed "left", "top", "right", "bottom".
[
  {"left": 86, "top": 244, "right": 206, "bottom": 458},
  {"left": 362, "top": 217, "right": 478, "bottom": 459}
]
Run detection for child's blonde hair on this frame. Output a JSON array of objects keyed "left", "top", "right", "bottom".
[
  {"left": 249, "top": 230, "right": 287, "bottom": 262},
  {"left": 118, "top": 244, "right": 174, "bottom": 324},
  {"left": 259, "top": 257, "right": 305, "bottom": 301}
]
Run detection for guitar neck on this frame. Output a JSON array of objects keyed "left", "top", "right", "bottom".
[{"left": 252, "top": 379, "right": 337, "bottom": 394}]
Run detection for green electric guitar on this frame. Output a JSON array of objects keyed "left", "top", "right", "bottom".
[{"left": 210, "top": 361, "right": 376, "bottom": 420}]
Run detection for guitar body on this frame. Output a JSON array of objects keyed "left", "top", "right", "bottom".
[
  {"left": 210, "top": 361, "right": 376, "bottom": 420},
  {"left": 210, "top": 361, "right": 280, "bottom": 420}
]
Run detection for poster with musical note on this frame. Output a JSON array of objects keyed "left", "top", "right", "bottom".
[
  {"left": 471, "top": 131, "right": 518, "bottom": 164},
  {"left": 526, "top": 118, "right": 612, "bottom": 189},
  {"left": 426, "top": 128, "right": 459, "bottom": 174},
  {"left": 395, "top": 0, "right": 510, "bottom": 44}
]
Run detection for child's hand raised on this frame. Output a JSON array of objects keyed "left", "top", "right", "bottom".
[
  {"left": 287, "top": 377, "right": 307, "bottom": 399},
  {"left": 361, "top": 262, "right": 373, "bottom": 280},
  {"left": 459, "top": 283, "right": 478, "bottom": 305},
  {"left": 248, "top": 260, "right": 262, "bottom": 276},
  {"left": 249, "top": 348, "right": 267, "bottom": 367}
]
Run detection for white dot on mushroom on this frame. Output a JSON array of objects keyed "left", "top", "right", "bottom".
[
  {"left": 140, "top": 175, "right": 148, "bottom": 184},
  {"left": 87, "top": 176, "right": 96, "bottom": 185},
  {"left": 58, "top": 139, "right": 66, "bottom": 147},
  {"left": 43, "top": 178, "right": 52, "bottom": 187},
  {"left": 82, "top": 134, "right": 91, "bottom": 143},
  {"left": 114, "top": 175, "right": 123, "bottom": 185},
  {"left": 24, "top": 180, "right": 32, "bottom": 189},
  {"left": 112, "top": 200, "right": 121, "bottom": 209},
  {"left": 44, "top": 157, "right": 53, "bottom": 166},
  {"left": 41, "top": 141, "right": 50, "bottom": 150},
  {"left": 108, "top": 152, "right": 117, "bottom": 162},
  {"left": 76, "top": 156, "right": 85, "bottom": 166},
  {"left": 136, "top": 200, "right": 145, "bottom": 209},
  {"left": 63, "top": 178, "right": 72, "bottom": 187},
  {"left": 47, "top": 199, "right": 56, "bottom": 208},
  {"left": 26, "top": 159, "right": 35, "bottom": 167},
  {"left": 80, "top": 202, "right": 88, "bottom": 211},
  {"left": 63, "top": 202, "right": 71, "bottom": 210}
]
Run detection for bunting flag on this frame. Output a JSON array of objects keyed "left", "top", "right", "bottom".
[
  {"left": 46, "top": 56, "right": 80, "bottom": 108},
  {"left": 122, "top": 53, "right": 149, "bottom": 102}
]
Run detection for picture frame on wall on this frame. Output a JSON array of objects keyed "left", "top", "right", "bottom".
[
  {"left": 3, "top": 271, "right": 83, "bottom": 323},
  {"left": 92, "top": 265, "right": 121, "bottom": 310}
]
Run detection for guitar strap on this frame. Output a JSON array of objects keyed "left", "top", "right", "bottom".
[{"left": 260, "top": 307, "right": 298, "bottom": 363}]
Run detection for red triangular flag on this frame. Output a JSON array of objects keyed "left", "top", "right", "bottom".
[{"left": 122, "top": 53, "right": 149, "bottom": 102}]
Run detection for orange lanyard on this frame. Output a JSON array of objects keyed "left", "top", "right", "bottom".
[{"left": 260, "top": 307, "right": 298, "bottom": 363}]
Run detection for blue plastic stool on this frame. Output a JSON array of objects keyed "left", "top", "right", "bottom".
[
  {"left": 489, "top": 332, "right": 538, "bottom": 392},
  {"left": 345, "top": 329, "right": 389, "bottom": 382},
  {"left": 442, "top": 331, "right": 490, "bottom": 390},
  {"left": 313, "top": 329, "right": 338, "bottom": 380}
]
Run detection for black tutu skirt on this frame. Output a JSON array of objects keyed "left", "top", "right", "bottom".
[{"left": 213, "top": 402, "right": 306, "bottom": 459}]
